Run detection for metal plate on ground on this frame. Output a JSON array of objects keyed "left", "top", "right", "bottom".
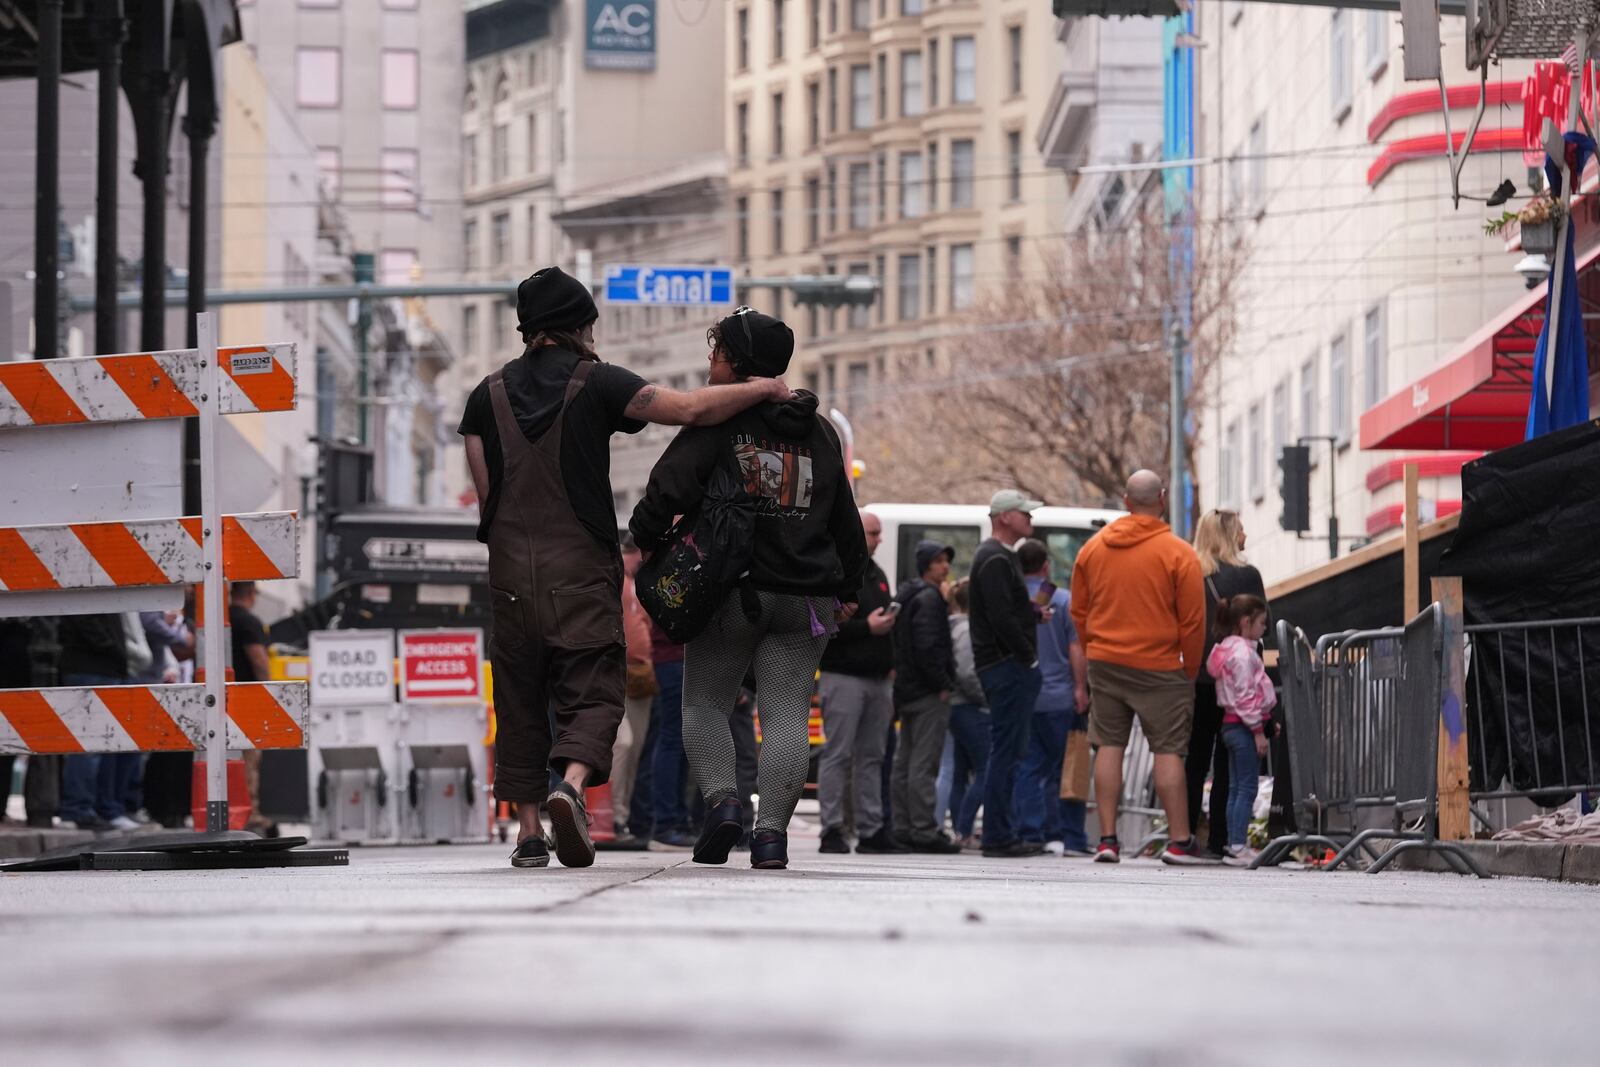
[{"left": 78, "top": 847, "right": 348, "bottom": 870}]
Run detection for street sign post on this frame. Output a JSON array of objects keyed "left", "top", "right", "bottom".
[
  {"left": 399, "top": 629, "right": 484, "bottom": 704},
  {"left": 603, "top": 265, "right": 734, "bottom": 306},
  {"left": 309, "top": 629, "right": 396, "bottom": 707}
]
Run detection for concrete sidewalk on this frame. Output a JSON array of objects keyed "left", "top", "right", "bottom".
[{"left": 1, "top": 844, "right": 1594, "bottom": 1066}]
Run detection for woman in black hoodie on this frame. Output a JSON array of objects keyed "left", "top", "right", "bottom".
[{"left": 630, "top": 308, "right": 868, "bottom": 870}]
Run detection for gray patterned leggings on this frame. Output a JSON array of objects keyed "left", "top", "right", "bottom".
[{"left": 682, "top": 590, "right": 831, "bottom": 833}]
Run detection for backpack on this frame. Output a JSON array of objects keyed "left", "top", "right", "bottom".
[{"left": 635, "top": 459, "right": 756, "bottom": 644}]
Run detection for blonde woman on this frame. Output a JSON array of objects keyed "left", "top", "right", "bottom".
[{"left": 1187, "top": 509, "right": 1268, "bottom": 858}]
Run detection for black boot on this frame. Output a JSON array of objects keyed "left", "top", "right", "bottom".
[
  {"left": 749, "top": 829, "right": 789, "bottom": 870},
  {"left": 692, "top": 796, "right": 744, "bottom": 865}
]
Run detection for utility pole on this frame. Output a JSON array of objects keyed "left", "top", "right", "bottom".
[
  {"left": 34, "top": 0, "right": 62, "bottom": 361},
  {"left": 94, "top": 0, "right": 124, "bottom": 357},
  {"left": 1169, "top": 321, "right": 1185, "bottom": 533}
]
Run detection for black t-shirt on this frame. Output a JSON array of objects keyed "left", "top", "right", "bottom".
[
  {"left": 231, "top": 606, "right": 268, "bottom": 684},
  {"left": 457, "top": 345, "right": 649, "bottom": 547}
]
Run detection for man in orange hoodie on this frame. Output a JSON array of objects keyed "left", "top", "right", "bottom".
[{"left": 1070, "top": 469, "right": 1212, "bottom": 866}]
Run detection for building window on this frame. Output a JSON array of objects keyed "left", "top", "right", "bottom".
[
  {"left": 1247, "top": 403, "right": 1264, "bottom": 501},
  {"left": 1330, "top": 332, "right": 1351, "bottom": 444},
  {"left": 489, "top": 211, "right": 510, "bottom": 267},
  {"left": 382, "top": 49, "right": 419, "bottom": 110},
  {"left": 806, "top": 176, "right": 821, "bottom": 247},
  {"left": 901, "top": 0, "right": 924, "bottom": 13},
  {"left": 950, "top": 138, "right": 975, "bottom": 209},
  {"left": 876, "top": 150, "right": 888, "bottom": 222},
  {"left": 527, "top": 113, "right": 540, "bottom": 172},
  {"left": 1363, "top": 304, "right": 1387, "bottom": 408},
  {"left": 1221, "top": 420, "right": 1242, "bottom": 508},
  {"left": 771, "top": 189, "right": 785, "bottom": 253},
  {"left": 950, "top": 243, "right": 975, "bottom": 310},
  {"left": 737, "top": 6, "right": 750, "bottom": 70},
  {"left": 491, "top": 122, "right": 509, "bottom": 181},
  {"left": 772, "top": 0, "right": 787, "bottom": 61},
  {"left": 827, "top": 162, "right": 837, "bottom": 231},
  {"left": 848, "top": 262, "right": 871, "bottom": 329},
  {"left": 463, "top": 133, "right": 478, "bottom": 188},
  {"left": 1331, "top": 10, "right": 1352, "bottom": 119},
  {"left": 772, "top": 91, "right": 786, "bottom": 157},
  {"left": 809, "top": 0, "right": 821, "bottom": 50},
  {"left": 898, "top": 252, "right": 921, "bottom": 320},
  {"left": 316, "top": 147, "right": 341, "bottom": 196},
  {"left": 877, "top": 53, "right": 888, "bottom": 120},
  {"left": 848, "top": 162, "right": 871, "bottom": 229},
  {"left": 383, "top": 0, "right": 419, "bottom": 7},
  {"left": 927, "top": 140, "right": 938, "bottom": 211},
  {"left": 899, "top": 151, "right": 925, "bottom": 218},
  {"left": 1365, "top": 11, "right": 1388, "bottom": 76},
  {"left": 952, "top": 36, "right": 976, "bottom": 104},
  {"left": 463, "top": 304, "right": 478, "bottom": 359},
  {"left": 1248, "top": 116, "right": 1266, "bottom": 215},
  {"left": 1005, "top": 234, "right": 1021, "bottom": 277},
  {"left": 900, "top": 51, "right": 924, "bottom": 117},
  {"left": 1006, "top": 130, "right": 1022, "bottom": 201},
  {"left": 851, "top": 64, "right": 871, "bottom": 129},
  {"left": 381, "top": 148, "right": 418, "bottom": 210},
  {"left": 296, "top": 48, "right": 340, "bottom": 108},
  {"left": 1272, "top": 378, "right": 1291, "bottom": 479},
  {"left": 926, "top": 245, "right": 938, "bottom": 314},
  {"left": 851, "top": 0, "right": 869, "bottom": 30},
  {"left": 737, "top": 101, "right": 750, "bottom": 166},
  {"left": 875, "top": 254, "right": 887, "bottom": 324},
  {"left": 737, "top": 196, "right": 750, "bottom": 260},
  {"left": 1008, "top": 24, "right": 1023, "bottom": 96},
  {"left": 828, "top": 67, "right": 838, "bottom": 133},
  {"left": 847, "top": 358, "right": 870, "bottom": 393},
  {"left": 1300, "top": 356, "right": 1318, "bottom": 440},
  {"left": 808, "top": 81, "right": 822, "bottom": 146},
  {"left": 829, "top": 0, "right": 837, "bottom": 33},
  {"left": 380, "top": 249, "right": 416, "bottom": 287},
  {"left": 927, "top": 38, "right": 939, "bottom": 108},
  {"left": 557, "top": 108, "right": 567, "bottom": 162},
  {"left": 527, "top": 204, "right": 541, "bottom": 260}
]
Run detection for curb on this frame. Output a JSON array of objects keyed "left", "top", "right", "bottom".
[{"left": 1394, "top": 840, "right": 1600, "bottom": 883}]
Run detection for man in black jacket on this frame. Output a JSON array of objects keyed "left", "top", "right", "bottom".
[
  {"left": 970, "top": 490, "right": 1047, "bottom": 858},
  {"left": 816, "top": 510, "right": 900, "bottom": 855},
  {"left": 890, "top": 540, "right": 961, "bottom": 853},
  {"left": 56, "top": 614, "right": 131, "bottom": 831}
]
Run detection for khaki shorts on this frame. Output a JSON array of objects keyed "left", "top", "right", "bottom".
[{"left": 1086, "top": 661, "right": 1195, "bottom": 756}]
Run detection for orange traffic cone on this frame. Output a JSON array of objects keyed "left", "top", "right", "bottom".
[{"left": 585, "top": 783, "right": 617, "bottom": 844}]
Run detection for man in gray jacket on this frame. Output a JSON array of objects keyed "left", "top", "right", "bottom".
[{"left": 890, "top": 541, "right": 961, "bottom": 853}]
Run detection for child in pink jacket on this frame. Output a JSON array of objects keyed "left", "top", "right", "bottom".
[{"left": 1204, "top": 594, "right": 1276, "bottom": 864}]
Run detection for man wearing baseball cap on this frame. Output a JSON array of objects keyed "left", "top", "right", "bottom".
[
  {"left": 968, "top": 489, "right": 1047, "bottom": 857},
  {"left": 458, "top": 267, "right": 790, "bottom": 870}
]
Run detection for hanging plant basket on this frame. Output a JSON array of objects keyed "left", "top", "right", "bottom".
[{"left": 1522, "top": 219, "right": 1559, "bottom": 256}]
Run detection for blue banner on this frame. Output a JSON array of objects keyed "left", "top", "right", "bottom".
[
  {"left": 604, "top": 265, "right": 734, "bottom": 306},
  {"left": 586, "top": 0, "right": 656, "bottom": 71}
]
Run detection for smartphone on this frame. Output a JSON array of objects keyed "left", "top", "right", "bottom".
[
  {"left": 1033, "top": 580, "right": 1057, "bottom": 607},
  {"left": 885, "top": 601, "right": 902, "bottom": 617}
]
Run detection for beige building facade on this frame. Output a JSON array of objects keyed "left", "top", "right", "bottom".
[{"left": 728, "top": 0, "right": 1067, "bottom": 429}]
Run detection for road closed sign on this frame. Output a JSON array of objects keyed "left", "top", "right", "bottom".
[
  {"left": 399, "top": 629, "right": 484, "bottom": 704},
  {"left": 309, "top": 629, "right": 395, "bottom": 707}
]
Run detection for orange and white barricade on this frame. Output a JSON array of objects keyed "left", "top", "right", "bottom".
[{"left": 0, "top": 315, "right": 336, "bottom": 865}]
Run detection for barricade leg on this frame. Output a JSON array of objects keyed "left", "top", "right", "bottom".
[{"left": 1366, "top": 837, "right": 1491, "bottom": 878}]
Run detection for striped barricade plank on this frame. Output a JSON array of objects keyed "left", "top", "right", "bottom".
[
  {"left": 0, "top": 681, "right": 309, "bottom": 754},
  {"left": 0, "top": 511, "right": 298, "bottom": 592},
  {"left": 0, "top": 343, "right": 296, "bottom": 427}
]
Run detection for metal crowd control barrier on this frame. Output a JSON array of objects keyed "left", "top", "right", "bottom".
[
  {"left": 1464, "top": 616, "right": 1600, "bottom": 816},
  {"left": 1256, "top": 608, "right": 1488, "bottom": 877},
  {"left": 0, "top": 314, "right": 345, "bottom": 871}
]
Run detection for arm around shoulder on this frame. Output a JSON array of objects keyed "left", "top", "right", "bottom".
[{"left": 627, "top": 378, "right": 791, "bottom": 427}]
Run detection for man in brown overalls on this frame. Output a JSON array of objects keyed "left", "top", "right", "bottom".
[{"left": 459, "top": 268, "right": 789, "bottom": 868}]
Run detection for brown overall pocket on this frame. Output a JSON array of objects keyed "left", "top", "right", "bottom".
[
  {"left": 550, "top": 581, "right": 622, "bottom": 648},
  {"left": 488, "top": 585, "right": 525, "bottom": 652}
]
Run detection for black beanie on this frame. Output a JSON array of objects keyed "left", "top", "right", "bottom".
[
  {"left": 517, "top": 266, "right": 598, "bottom": 338},
  {"left": 719, "top": 307, "right": 795, "bottom": 379}
]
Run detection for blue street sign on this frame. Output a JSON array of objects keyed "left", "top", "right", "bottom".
[{"left": 603, "top": 265, "right": 734, "bottom": 306}]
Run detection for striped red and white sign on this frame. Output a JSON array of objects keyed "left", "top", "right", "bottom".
[
  {"left": 0, "top": 681, "right": 309, "bottom": 754},
  {"left": 0, "top": 512, "right": 298, "bottom": 592},
  {"left": 0, "top": 344, "right": 297, "bottom": 427}
]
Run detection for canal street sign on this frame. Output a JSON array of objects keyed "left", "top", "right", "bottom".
[{"left": 603, "top": 265, "right": 734, "bottom": 306}]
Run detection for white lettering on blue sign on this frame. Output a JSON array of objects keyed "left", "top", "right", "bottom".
[{"left": 603, "top": 265, "right": 735, "bottom": 306}]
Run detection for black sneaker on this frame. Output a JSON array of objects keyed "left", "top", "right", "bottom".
[
  {"left": 818, "top": 827, "right": 851, "bottom": 854},
  {"left": 855, "top": 828, "right": 912, "bottom": 854},
  {"left": 982, "top": 840, "right": 1046, "bottom": 858},
  {"left": 750, "top": 829, "right": 789, "bottom": 870},
  {"left": 910, "top": 834, "right": 963, "bottom": 854},
  {"left": 510, "top": 836, "right": 551, "bottom": 868},
  {"left": 692, "top": 797, "right": 744, "bottom": 865},
  {"left": 545, "top": 782, "right": 596, "bottom": 868}
]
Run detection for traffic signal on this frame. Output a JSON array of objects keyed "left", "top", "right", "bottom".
[
  {"left": 1278, "top": 445, "right": 1310, "bottom": 532},
  {"left": 788, "top": 274, "right": 879, "bottom": 308}
]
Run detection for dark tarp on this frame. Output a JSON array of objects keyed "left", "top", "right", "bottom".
[{"left": 1437, "top": 418, "right": 1600, "bottom": 801}]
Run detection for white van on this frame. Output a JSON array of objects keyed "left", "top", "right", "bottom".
[{"left": 863, "top": 502, "right": 1125, "bottom": 591}]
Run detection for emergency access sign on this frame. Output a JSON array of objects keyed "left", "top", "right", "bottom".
[
  {"left": 309, "top": 630, "right": 395, "bottom": 707},
  {"left": 399, "top": 629, "right": 484, "bottom": 704}
]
